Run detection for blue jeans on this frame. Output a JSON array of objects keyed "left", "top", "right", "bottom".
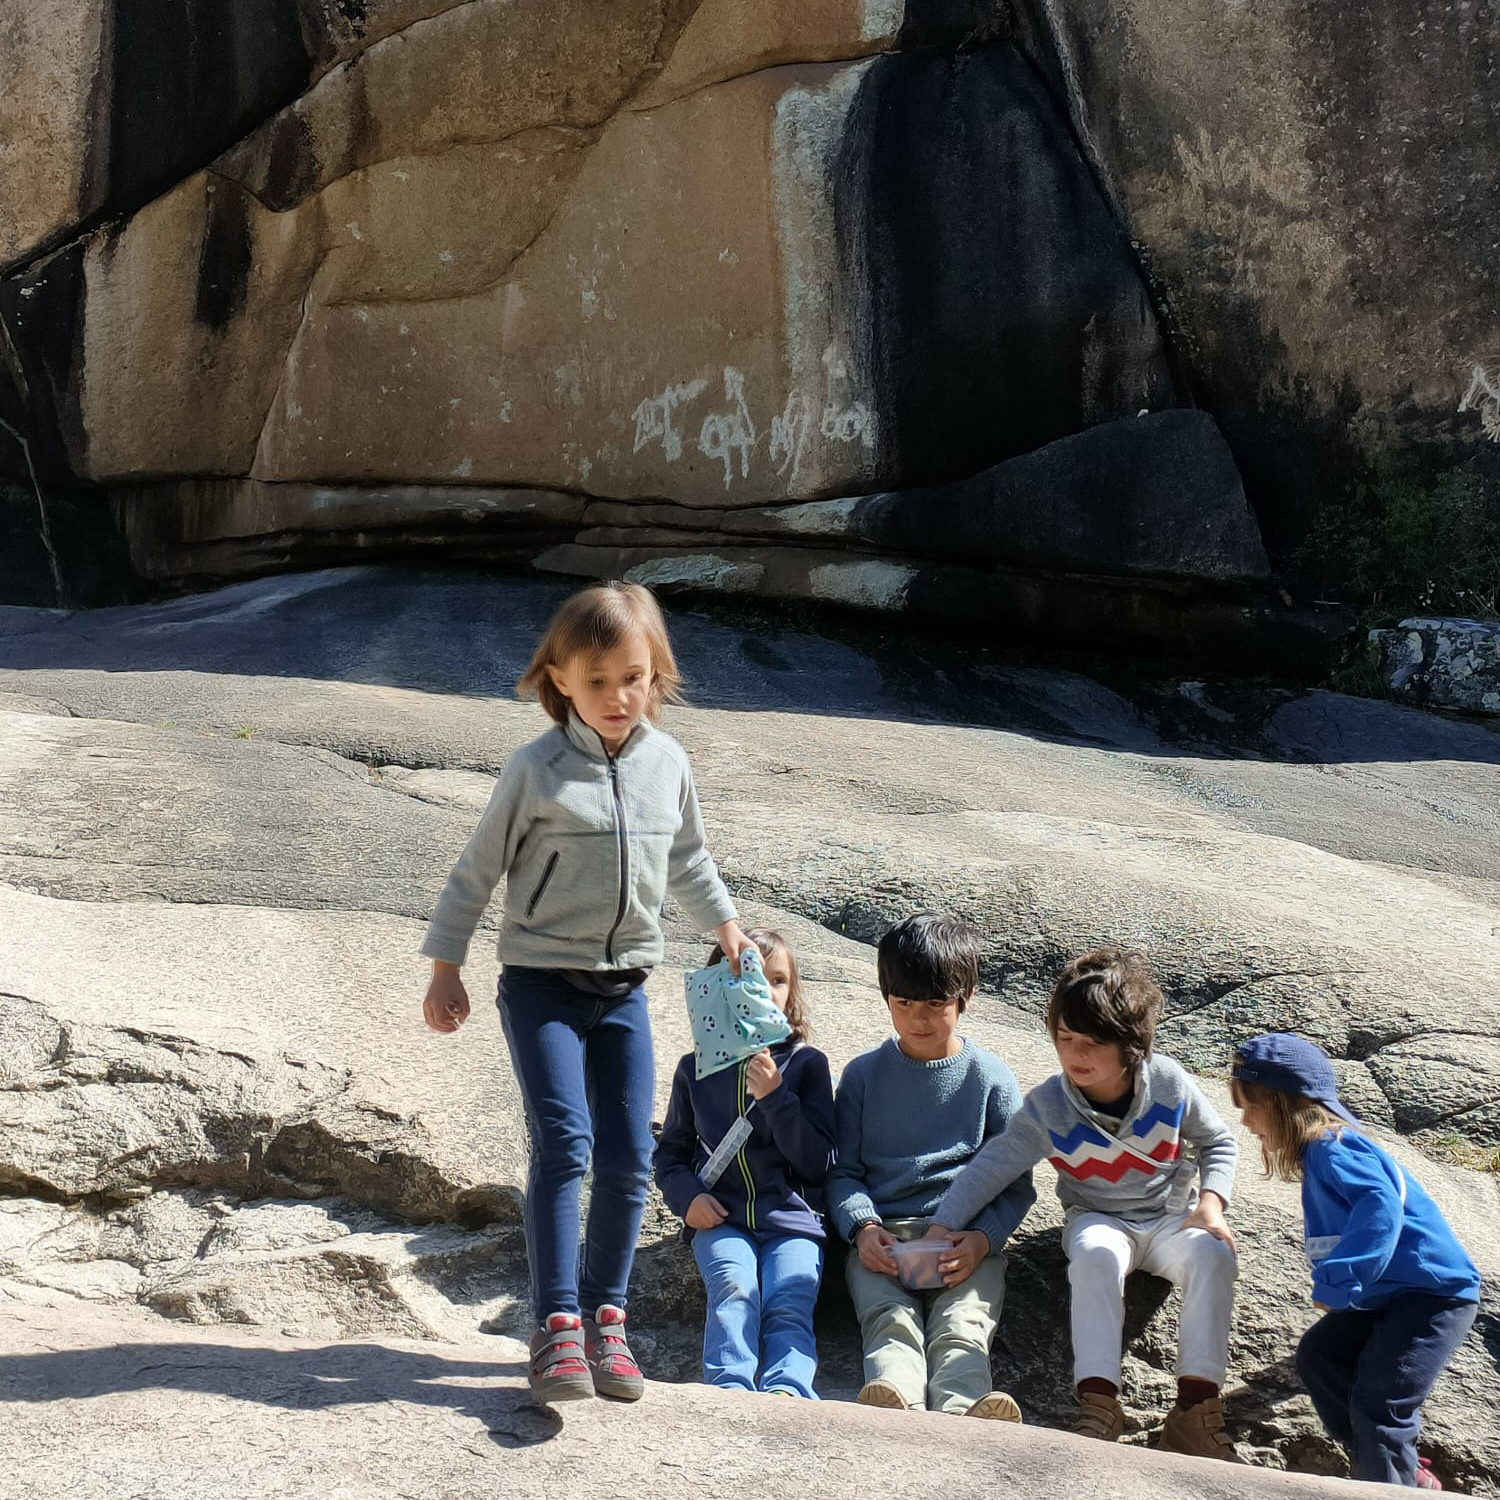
[
  {"left": 1297, "top": 1293, "right": 1478, "bottom": 1484},
  {"left": 692, "top": 1225, "right": 823, "bottom": 1398},
  {"left": 497, "top": 967, "right": 655, "bottom": 1324}
]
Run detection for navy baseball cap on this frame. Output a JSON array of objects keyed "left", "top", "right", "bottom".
[{"left": 1231, "top": 1033, "right": 1360, "bottom": 1125}]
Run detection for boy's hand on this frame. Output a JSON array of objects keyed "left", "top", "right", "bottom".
[
  {"left": 938, "top": 1229, "right": 991, "bottom": 1288},
  {"left": 1183, "top": 1191, "right": 1237, "bottom": 1254},
  {"left": 745, "top": 1049, "right": 782, "bottom": 1099},
  {"left": 686, "top": 1193, "right": 729, "bottom": 1230},
  {"left": 855, "top": 1222, "right": 899, "bottom": 1276},
  {"left": 715, "top": 919, "right": 753, "bottom": 975},
  {"left": 422, "top": 962, "right": 470, "bottom": 1033}
]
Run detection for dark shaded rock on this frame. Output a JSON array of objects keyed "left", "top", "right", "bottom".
[
  {"left": 833, "top": 42, "right": 1178, "bottom": 489},
  {"left": 839, "top": 410, "right": 1267, "bottom": 582},
  {"left": 0, "top": 481, "right": 136, "bottom": 608},
  {"left": 1002, "top": 0, "right": 1500, "bottom": 560}
]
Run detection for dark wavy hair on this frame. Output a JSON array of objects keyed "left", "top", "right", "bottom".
[{"left": 1046, "top": 947, "right": 1161, "bottom": 1068}]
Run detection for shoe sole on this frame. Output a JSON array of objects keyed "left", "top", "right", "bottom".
[
  {"left": 967, "top": 1394, "right": 1023, "bottom": 1422},
  {"left": 857, "top": 1380, "right": 907, "bottom": 1410},
  {"left": 528, "top": 1376, "right": 595, "bottom": 1406},
  {"left": 593, "top": 1377, "right": 645, "bottom": 1402}
]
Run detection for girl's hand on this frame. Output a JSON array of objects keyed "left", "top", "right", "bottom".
[
  {"left": 423, "top": 962, "right": 470, "bottom": 1033},
  {"left": 939, "top": 1229, "right": 991, "bottom": 1288},
  {"left": 714, "top": 919, "right": 754, "bottom": 975},
  {"left": 686, "top": 1193, "right": 728, "bottom": 1230},
  {"left": 1184, "top": 1191, "right": 1237, "bottom": 1254},
  {"left": 745, "top": 1049, "right": 782, "bottom": 1099}
]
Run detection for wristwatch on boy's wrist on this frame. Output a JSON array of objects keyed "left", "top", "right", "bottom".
[{"left": 852, "top": 1219, "right": 881, "bottom": 1242}]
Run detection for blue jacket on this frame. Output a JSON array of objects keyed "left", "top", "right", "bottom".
[
  {"left": 654, "top": 1040, "right": 836, "bottom": 1242},
  {"left": 1302, "top": 1129, "right": 1480, "bottom": 1311}
]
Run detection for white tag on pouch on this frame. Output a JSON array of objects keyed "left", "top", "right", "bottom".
[
  {"left": 1166, "top": 1145, "right": 1197, "bottom": 1215},
  {"left": 699, "top": 1115, "right": 754, "bottom": 1188}
]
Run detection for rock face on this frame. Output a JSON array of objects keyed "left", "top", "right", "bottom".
[
  {"left": 23, "top": 0, "right": 1490, "bottom": 639},
  {"left": 1373, "top": 617, "right": 1500, "bottom": 717},
  {"left": 2, "top": 2, "right": 1496, "bottom": 622},
  {"left": 0, "top": 569, "right": 1497, "bottom": 1491}
]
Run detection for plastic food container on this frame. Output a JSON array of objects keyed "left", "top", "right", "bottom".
[{"left": 887, "top": 1238, "right": 954, "bottom": 1291}]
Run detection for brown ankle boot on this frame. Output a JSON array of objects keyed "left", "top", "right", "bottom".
[
  {"left": 1073, "top": 1390, "right": 1125, "bottom": 1441},
  {"left": 1157, "top": 1396, "right": 1240, "bottom": 1461}
]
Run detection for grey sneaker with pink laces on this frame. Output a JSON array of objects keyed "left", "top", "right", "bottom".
[
  {"left": 529, "top": 1313, "right": 594, "bottom": 1404},
  {"left": 583, "top": 1304, "right": 645, "bottom": 1401}
]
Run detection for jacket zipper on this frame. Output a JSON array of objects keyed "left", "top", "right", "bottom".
[
  {"left": 524, "top": 850, "right": 559, "bottom": 918},
  {"left": 736, "top": 1060, "right": 756, "bottom": 1231},
  {"left": 602, "top": 750, "right": 631, "bottom": 965}
]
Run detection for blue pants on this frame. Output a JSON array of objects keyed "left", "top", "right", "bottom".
[
  {"left": 692, "top": 1225, "right": 823, "bottom": 1398},
  {"left": 497, "top": 967, "right": 655, "bottom": 1324},
  {"left": 1297, "top": 1293, "right": 1477, "bottom": 1484}
]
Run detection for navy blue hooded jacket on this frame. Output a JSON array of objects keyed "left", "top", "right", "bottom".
[{"left": 653, "top": 1039, "right": 836, "bottom": 1242}]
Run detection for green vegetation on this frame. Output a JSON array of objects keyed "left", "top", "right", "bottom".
[{"left": 1295, "top": 460, "right": 1500, "bottom": 620}]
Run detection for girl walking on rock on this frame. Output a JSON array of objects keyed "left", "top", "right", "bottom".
[
  {"left": 1232, "top": 1035, "right": 1480, "bottom": 1489},
  {"left": 420, "top": 582, "right": 751, "bottom": 1405}
]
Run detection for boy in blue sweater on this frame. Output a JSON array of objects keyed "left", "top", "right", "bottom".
[{"left": 826, "top": 914, "right": 1035, "bottom": 1419}]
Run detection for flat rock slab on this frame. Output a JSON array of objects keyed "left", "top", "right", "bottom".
[
  {"left": 0, "top": 1299, "right": 1440, "bottom": 1500},
  {"left": 2, "top": 570, "right": 1498, "bottom": 1143}
]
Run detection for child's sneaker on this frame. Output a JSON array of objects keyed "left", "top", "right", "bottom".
[
  {"left": 1073, "top": 1391, "right": 1125, "bottom": 1441},
  {"left": 582, "top": 1304, "right": 645, "bottom": 1401},
  {"left": 965, "top": 1391, "right": 1023, "bottom": 1421},
  {"left": 1157, "top": 1396, "right": 1240, "bottom": 1462},
  {"left": 1415, "top": 1458, "right": 1443, "bottom": 1491},
  {"left": 856, "top": 1377, "right": 910, "bottom": 1410},
  {"left": 528, "top": 1313, "right": 594, "bottom": 1404}
]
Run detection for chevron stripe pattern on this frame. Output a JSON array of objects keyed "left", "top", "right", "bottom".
[{"left": 1046, "top": 1100, "right": 1185, "bottom": 1182}]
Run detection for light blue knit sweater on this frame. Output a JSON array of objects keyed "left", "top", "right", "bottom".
[{"left": 826, "top": 1037, "right": 1037, "bottom": 1251}]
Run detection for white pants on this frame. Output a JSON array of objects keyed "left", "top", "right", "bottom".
[{"left": 1063, "top": 1210, "right": 1237, "bottom": 1388}]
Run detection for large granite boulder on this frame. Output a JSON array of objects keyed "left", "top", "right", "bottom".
[{"left": 3, "top": 1, "right": 1495, "bottom": 623}]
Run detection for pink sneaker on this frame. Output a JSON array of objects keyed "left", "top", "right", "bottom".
[
  {"left": 583, "top": 1304, "right": 645, "bottom": 1401},
  {"left": 1415, "top": 1458, "right": 1443, "bottom": 1491},
  {"left": 528, "top": 1313, "right": 594, "bottom": 1404}
]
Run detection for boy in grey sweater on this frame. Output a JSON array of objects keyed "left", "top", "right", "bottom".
[
  {"left": 929, "top": 947, "right": 1240, "bottom": 1458},
  {"left": 826, "top": 915, "right": 1036, "bottom": 1419}
]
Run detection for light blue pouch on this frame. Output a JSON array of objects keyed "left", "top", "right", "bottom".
[{"left": 685, "top": 946, "right": 791, "bottom": 1079}]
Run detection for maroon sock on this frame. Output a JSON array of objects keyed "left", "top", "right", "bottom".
[
  {"left": 1177, "top": 1377, "right": 1219, "bottom": 1410},
  {"left": 1078, "top": 1377, "right": 1119, "bottom": 1399}
]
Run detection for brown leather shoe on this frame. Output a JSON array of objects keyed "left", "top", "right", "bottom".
[
  {"left": 1158, "top": 1396, "right": 1240, "bottom": 1461},
  {"left": 965, "top": 1391, "right": 1023, "bottom": 1422},
  {"left": 1073, "top": 1390, "right": 1125, "bottom": 1441}
]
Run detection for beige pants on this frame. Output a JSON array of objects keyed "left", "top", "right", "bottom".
[{"left": 844, "top": 1217, "right": 1009, "bottom": 1413}]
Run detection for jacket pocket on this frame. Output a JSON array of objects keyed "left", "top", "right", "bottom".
[{"left": 524, "top": 851, "right": 560, "bottom": 918}]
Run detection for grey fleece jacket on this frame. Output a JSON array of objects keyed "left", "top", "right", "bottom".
[
  {"left": 935, "top": 1052, "right": 1237, "bottom": 1232},
  {"left": 420, "top": 712, "right": 736, "bottom": 972}
]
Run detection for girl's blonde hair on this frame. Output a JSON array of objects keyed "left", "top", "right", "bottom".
[
  {"left": 1230, "top": 1077, "right": 1347, "bottom": 1182},
  {"left": 707, "top": 927, "right": 811, "bottom": 1043},
  {"left": 518, "top": 582, "right": 682, "bottom": 725}
]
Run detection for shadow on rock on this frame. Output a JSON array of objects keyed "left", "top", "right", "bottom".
[{"left": 0, "top": 1338, "right": 562, "bottom": 1451}]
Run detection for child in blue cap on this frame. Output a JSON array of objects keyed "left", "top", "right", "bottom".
[{"left": 1231, "top": 1033, "right": 1480, "bottom": 1489}]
